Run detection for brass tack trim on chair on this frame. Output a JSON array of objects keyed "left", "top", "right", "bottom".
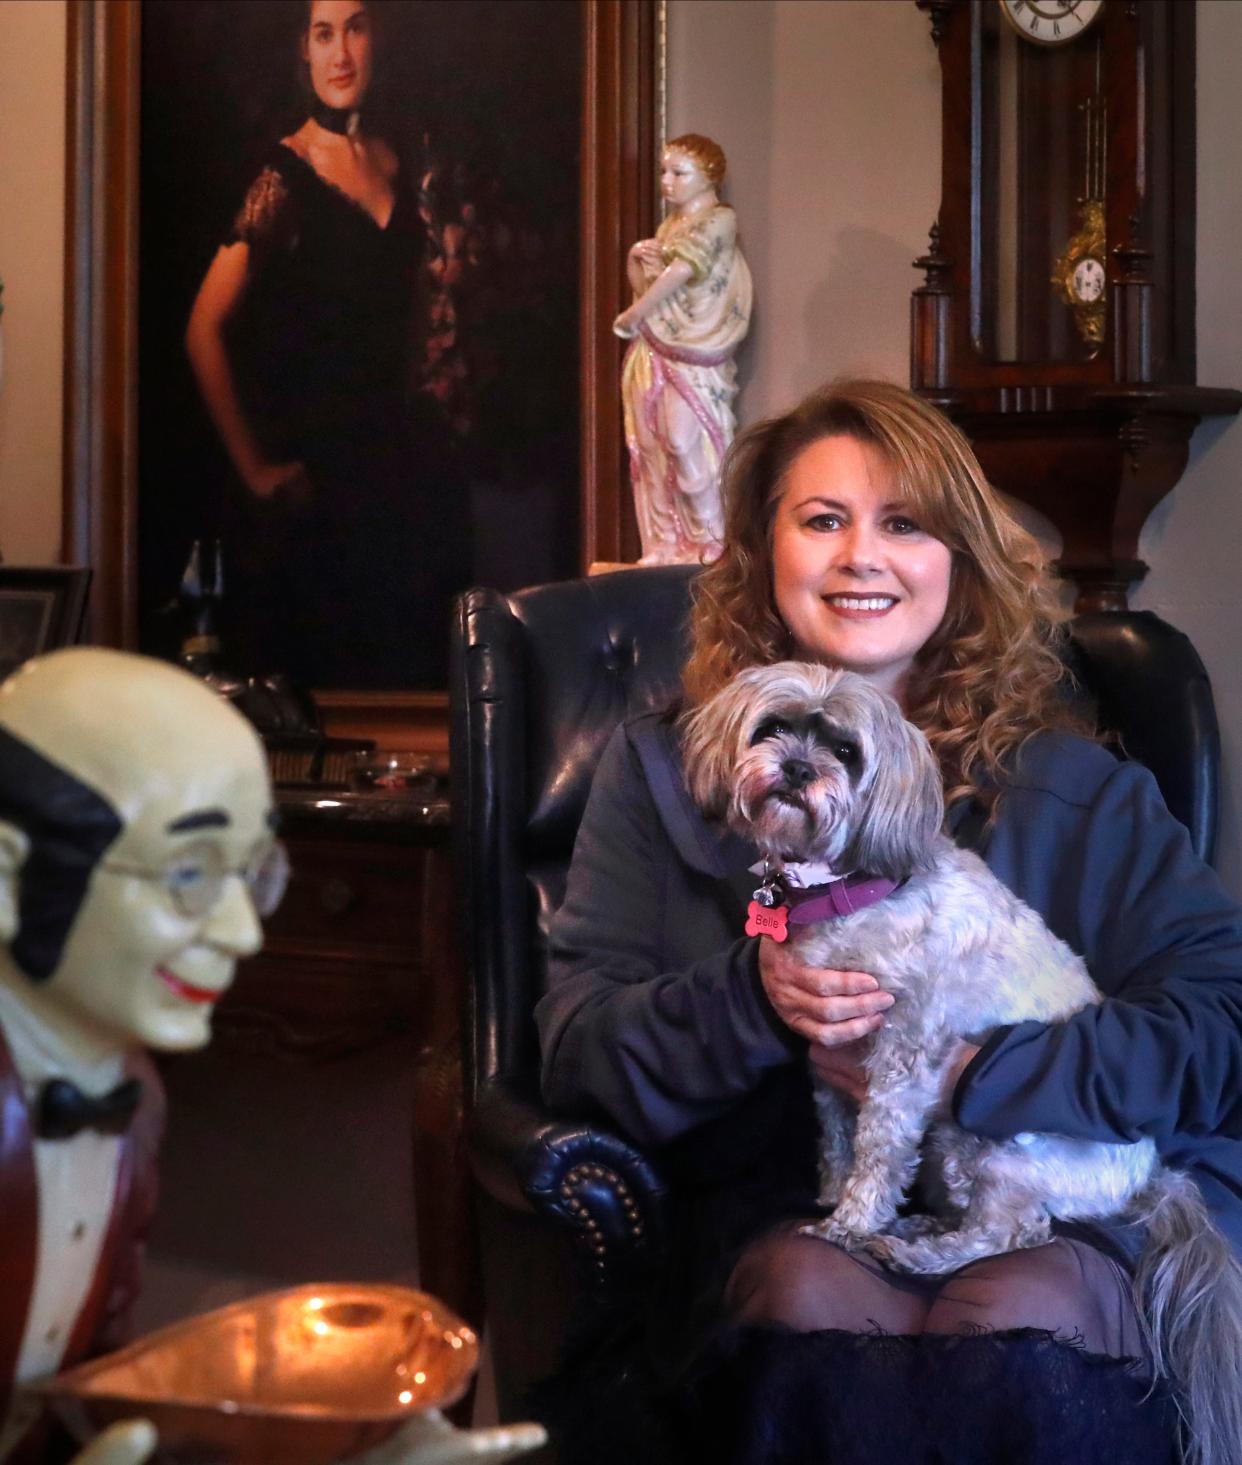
[{"left": 553, "top": 1156, "right": 658, "bottom": 1269}]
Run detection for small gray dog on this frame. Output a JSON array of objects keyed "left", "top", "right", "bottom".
[{"left": 683, "top": 661, "right": 1242, "bottom": 1465}]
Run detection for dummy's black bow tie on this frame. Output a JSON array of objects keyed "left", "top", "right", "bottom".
[{"left": 34, "top": 1077, "right": 143, "bottom": 1140}]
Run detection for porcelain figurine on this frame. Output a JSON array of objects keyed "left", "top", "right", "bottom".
[
  {"left": 0, "top": 647, "right": 280, "bottom": 1461},
  {"left": 613, "top": 133, "right": 753, "bottom": 566}
]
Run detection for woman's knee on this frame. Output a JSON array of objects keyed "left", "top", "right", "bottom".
[
  {"left": 923, "top": 1238, "right": 1142, "bottom": 1359},
  {"left": 724, "top": 1228, "right": 930, "bottom": 1334}
]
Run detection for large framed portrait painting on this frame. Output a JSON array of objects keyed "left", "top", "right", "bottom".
[
  {"left": 145, "top": 0, "right": 582, "bottom": 698},
  {"left": 65, "top": 0, "right": 659, "bottom": 744}
]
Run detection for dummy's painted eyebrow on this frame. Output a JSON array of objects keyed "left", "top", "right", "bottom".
[{"left": 166, "top": 809, "right": 231, "bottom": 833}]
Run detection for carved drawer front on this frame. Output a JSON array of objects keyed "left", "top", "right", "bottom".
[
  {"left": 263, "top": 837, "right": 426, "bottom": 960},
  {"left": 217, "top": 835, "right": 438, "bottom": 1058}
]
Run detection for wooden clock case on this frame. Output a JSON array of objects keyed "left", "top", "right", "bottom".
[{"left": 913, "top": 0, "right": 1239, "bottom": 610}]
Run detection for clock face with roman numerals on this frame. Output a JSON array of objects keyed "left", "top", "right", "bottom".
[{"left": 999, "top": 0, "right": 1104, "bottom": 47}]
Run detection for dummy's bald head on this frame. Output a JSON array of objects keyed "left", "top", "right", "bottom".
[{"left": 0, "top": 648, "right": 269, "bottom": 981}]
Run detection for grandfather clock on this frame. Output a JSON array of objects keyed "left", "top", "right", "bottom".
[{"left": 912, "top": 0, "right": 1240, "bottom": 610}]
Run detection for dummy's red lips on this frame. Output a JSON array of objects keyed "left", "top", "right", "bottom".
[{"left": 156, "top": 967, "right": 222, "bottom": 1005}]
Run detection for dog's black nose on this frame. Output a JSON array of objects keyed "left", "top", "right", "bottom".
[{"left": 781, "top": 758, "right": 816, "bottom": 791}]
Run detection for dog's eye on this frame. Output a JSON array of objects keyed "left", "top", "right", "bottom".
[
  {"left": 833, "top": 740, "right": 860, "bottom": 766},
  {"left": 751, "top": 717, "right": 793, "bottom": 745}
]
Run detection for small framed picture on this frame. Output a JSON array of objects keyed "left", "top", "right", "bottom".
[{"left": 0, "top": 568, "right": 92, "bottom": 683}]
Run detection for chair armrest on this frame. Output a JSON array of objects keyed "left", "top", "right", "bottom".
[{"left": 467, "top": 1075, "right": 669, "bottom": 1283}]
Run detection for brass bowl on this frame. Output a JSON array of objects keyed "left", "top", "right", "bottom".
[{"left": 29, "top": 1283, "right": 478, "bottom": 1464}]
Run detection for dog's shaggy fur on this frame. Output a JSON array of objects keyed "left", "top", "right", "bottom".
[{"left": 683, "top": 662, "right": 1242, "bottom": 1465}]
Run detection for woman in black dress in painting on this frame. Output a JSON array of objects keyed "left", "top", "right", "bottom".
[{"left": 186, "top": 0, "right": 466, "bottom": 690}]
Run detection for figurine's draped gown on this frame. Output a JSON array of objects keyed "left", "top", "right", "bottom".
[
  {"left": 221, "top": 143, "right": 468, "bottom": 689},
  {"left": 620, "top": 204, "right": 753, "bottom": 565}
]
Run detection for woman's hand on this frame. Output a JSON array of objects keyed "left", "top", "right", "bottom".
[
  {"left": 758, "top": 938, "right": 894, "bottom": 1048},
  {"left": 809, "top": 1038, "right": 872, "bottom": 1104},
  {"left": 809, "top": 1035, "right": 982, "bottom": 1111},
  {"left": 938, "top": 1039, "right": 981, "bottom": 1113},
  {"left": 244, "top": 460, "right": 310, "bottom": 502}
]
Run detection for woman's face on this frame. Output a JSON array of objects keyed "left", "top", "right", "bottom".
[
  {"left": 771, "top": 434, "right": 953, "bottom": 705},
  {"left": 304, "top": 0, "right": 373, "bottom": 112},
  {"left": 660, "top": 149, "right": 714, "bottom": 210}
]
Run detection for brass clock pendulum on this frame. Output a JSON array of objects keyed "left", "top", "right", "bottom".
[{"left": 1052, "top": 41, "right": 1107, "bottom": 353}]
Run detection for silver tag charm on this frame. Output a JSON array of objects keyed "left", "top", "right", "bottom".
[{"left": 751, "top": 862, "right": 783, "bottom": 908}]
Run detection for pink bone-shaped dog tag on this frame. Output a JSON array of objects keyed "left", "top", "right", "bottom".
[{"left": 745, "top": 901, "right": 789, "bottom": 943}]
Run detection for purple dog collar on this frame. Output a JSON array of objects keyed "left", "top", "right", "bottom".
[{"left": 786, "top": 875, "right": 900, "bottom": 925}]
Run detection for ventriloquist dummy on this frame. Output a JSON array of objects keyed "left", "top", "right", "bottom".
[{"left": 0, "top": 647, "right": 279, "bottom": 1459}]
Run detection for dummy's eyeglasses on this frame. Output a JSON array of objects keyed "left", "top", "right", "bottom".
[{"left": 100, "top": 839, "right": 290, "bottom": 920}]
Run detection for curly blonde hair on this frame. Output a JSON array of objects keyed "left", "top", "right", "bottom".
[{"left": 682, "top": 379, "right": 1086, "bottom": 811}]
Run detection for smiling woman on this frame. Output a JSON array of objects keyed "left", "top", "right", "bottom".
[
  {"left": 771, "top": 434, "right": 953, "bottom": 704},
  {"left": 684, "top": 379, "right": 1074, "bottom": 809}
]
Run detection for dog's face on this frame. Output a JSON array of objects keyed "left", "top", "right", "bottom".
[{"left": 682, "top": 663, "right": 944, "bottom": 881}]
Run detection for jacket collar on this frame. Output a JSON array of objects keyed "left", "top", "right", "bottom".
[{"left": 629, "top": 713, "right": 758, "bottom": 888}]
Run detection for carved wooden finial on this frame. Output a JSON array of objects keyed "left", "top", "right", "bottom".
[
  {"left": 914, "top": 222, "right": 950, "bottom": 291},
  {"left": 915, "top": 0, "right": 956, "bottom": 46},
  {"left": 1113, "top": 212, "right": 1154, "bottom": 285}
]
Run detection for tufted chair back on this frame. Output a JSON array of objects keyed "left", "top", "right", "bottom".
[
  {"left": 451, "top": 566, "right": 697, "bottom": 1103},
  {"left": 1065, "top": 610, "right": 1219, "bottom": 866}
]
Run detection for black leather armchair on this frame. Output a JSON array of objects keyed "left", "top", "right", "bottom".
[{"left": 449, "top": 565, "right": 1219, "bottom": 1415}]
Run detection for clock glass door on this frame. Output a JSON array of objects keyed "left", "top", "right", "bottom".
[{"left": 975, "top": 0, "right": 1108, "bottom": 363}]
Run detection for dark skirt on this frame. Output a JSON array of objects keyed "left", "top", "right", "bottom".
[
  {"left": 536, "top": 1306, "right": 1180, "bottom": 1465},
  {"left": 220, "top": 394, "right": 470, "bottom": 692}
]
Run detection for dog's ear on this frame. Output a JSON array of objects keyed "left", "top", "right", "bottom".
[
  {"left": 681, "top": 670, "right": 766, "bottom": 818},
  {"left": 845, "top": 692, "right": 944, "bottom": 881}
]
